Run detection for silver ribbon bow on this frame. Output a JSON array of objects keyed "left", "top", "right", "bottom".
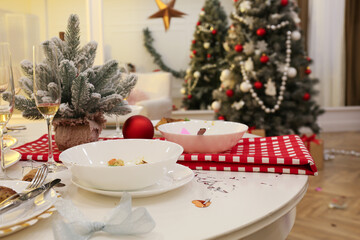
[{"left": 52, "top": 192, "right": 156, "bottom": 240}]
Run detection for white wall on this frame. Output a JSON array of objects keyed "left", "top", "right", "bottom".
[{"left": 102, "top": 0, "right": 234, "bottom": 103}]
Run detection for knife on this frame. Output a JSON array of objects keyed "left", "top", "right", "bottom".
[{"left": 0, "top": 178, "right": 61, "bottom": 215}]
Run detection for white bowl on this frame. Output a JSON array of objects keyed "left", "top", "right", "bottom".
[
  {"left": 59, "top": 139, "right": 184, "bottom": 191},
  {"left": 158, "top": 120, "right": 248, "bottom": 153}
]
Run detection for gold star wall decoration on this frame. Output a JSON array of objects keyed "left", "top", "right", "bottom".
[{"left": 148, "top": 0, "right": 187, "bottom": 31}]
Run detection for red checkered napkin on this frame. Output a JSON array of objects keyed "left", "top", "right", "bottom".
[
  {"left": 12, "top": 134, "right": 119, "bottom": 162},
  {"left": 177, "top": 135, "right": 318, "bottom": 175}
]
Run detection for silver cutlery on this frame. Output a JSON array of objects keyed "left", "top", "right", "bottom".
[
  {"left": 0, "top": 178, "right": 61, "bottom": 214},
  {"left": 0, "top": 165, "right": 49, "bottom": 206}
]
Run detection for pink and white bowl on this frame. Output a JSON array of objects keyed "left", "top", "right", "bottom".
[{"left": 158, "top": 120, "right": 248, "bottom": 153}]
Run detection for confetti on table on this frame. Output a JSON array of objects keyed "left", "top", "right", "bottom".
[
  {"left": 192, "top": 199, "right": 211, "bottom": 208},
  {"left": 181, "top": 128, "right": 190, "bottom": 134},
  {"left": 315, "top": 187, "right": 322, "bottom": 192}
]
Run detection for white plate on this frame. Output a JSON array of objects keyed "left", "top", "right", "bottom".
[
  {"left": 72, "top": 164, "right": 194, "bottom": 198},
  {"left": 5, "top": 150, "right": 21, "bottom": 169},
  {"left": 0, "top": 180, "right": 58, "bottom": 233}
]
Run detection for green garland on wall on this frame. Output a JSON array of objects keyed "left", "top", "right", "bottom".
[{"left": 143, "top": 28, "right": 186, "bottom": 79}]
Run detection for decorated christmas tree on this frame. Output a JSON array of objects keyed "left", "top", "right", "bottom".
[
  {"left": 9, "top": 14, "right": 136, "bottom": 121},
  {"left": 181, "top": 0, "right": 228, "bottom": 110},
  {"left": 212, "top": 0, "right": 323, "bottom": 136}
]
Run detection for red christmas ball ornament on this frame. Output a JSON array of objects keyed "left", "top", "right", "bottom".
[
  {"left": 122, "top": 115, "right": 154, "bottom": 139},
  {"left": 254, "top": 81, "right": 263, "bottom": 89},
  {"left": 211, "top": 29, "right": 217, "bottom": 35},
  {"left": 226, "top": 89, "right": 234, "bottom": 97},
  {"left": 192, "top": 50, "right": 197, "bottom": 55},
  {"left": 256, "top": 28, "right": 266, "bottom": 37},
  {"left": 187, "top": 94, "right": 192, "bottom": 99},
  {"left": 189, "top": 54, "right": 193, "bottom": 59},
  {"left": 192, "top": 40, "right": 196, "bottom": 44},
  {"left": 234, "top": 44, "right": 243, "bottom": 52},
  {"left": 207, "top": 53, "right": 211, "bottom": 59},
  {"left": 196, "top": 21, "right": 201, "bottom": 26},
  {"left": 281, "top": 0, "right": 289, "bottom": 6},
  {"left": 303, "top": 93, "right": 311, "bottom": 101},
  {"left": 218, "top": 115, "right": 225, "bottom": 120},
  {"left": 260, "top": 54, "right": 269, "bottom": 63},
  {"left": 305, "top": 67, "right": 312, "bottom": 75},
  {"left": 306, "top": 56, "right": 311, "bottom": 62}
]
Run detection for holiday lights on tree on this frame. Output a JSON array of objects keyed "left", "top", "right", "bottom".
[{"left": 212, "top": 0, "right": 323, "bottom": 136}]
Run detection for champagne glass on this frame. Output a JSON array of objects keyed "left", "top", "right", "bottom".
[
  {"left": 0, "top": 42, "right": 15, "bottom": 180},
  {"left": 33, "top": 43, "right": 64, "bottom": 172}
]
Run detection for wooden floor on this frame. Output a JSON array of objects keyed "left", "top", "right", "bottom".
[{"left": 287, "top": 131, "right": 360, "bottom": 240}]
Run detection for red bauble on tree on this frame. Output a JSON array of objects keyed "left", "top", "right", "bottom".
[
  {"left": 305, "top": 67, "right": 312, "bottom": 75},
  {"left": 303, "top": 93, "right": 311, "bottom": 101},
  {"left": 211, "top": 29, "right": 217, "bottom": 35},
  {"left": 192, "top": 50, "right": 197, "bottom": 55},
  {"left": 260, "top": 54, "right": 269, "bottom": 63},
  {"left": 207, "top": 53, "right": 211, "bottom": 59},
  {"left": 256, "top": 28, "right": 266, "bottom": 37},
  {"left": 196, "top": 21, "right": 201, "bottom": 26},
  {"left": 187, "top": 94, "right": 192, "bottom": 99},
  {"left": 218, "top": 115, "right": 225, "bottom": 120},
  {"left": 226, "top": 89, "right": 234, "bottom": 97},
  {"left": 254, "top": 81, "right": 263, "bottom": 89},
  {"left": 122, "top": 115, "right": 154, "bottom": 139},
  {"left": 306, "top": 56, "right": 311, "bottom": 62},
  {"left": 192, "top": 40, "right": 196, "bottom": 44},
  {"left": 281, "top": 0, "right": 288, "bottom": 6},
  {"left": 234, "top": 44, "right": 243, "bottom": 52}
]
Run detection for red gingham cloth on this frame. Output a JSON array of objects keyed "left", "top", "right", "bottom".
[
  {"left": 13, "top": 134, "right": 317, "bottom": 175},
  {"left": 177, "top": 135, "right": 317, "bottom": 175}
]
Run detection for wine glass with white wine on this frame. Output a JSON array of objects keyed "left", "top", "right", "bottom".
[
  {"left": 0, "top": 42, "right": 15, "bottom": 180},
  {"left": 33, "top": 43, "right": 65, "bottom": 172}
]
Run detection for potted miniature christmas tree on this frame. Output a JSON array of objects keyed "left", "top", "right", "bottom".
[{"left": 9, "top": 14, "right": 136, "bottom": 150}]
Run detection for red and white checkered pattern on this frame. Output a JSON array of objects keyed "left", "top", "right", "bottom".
[
  {"left": 13, "top": 134, "right": 317, "bottom": 175},
  {"left": 177, "top": 135, "right": 317, "bottom": 175}
]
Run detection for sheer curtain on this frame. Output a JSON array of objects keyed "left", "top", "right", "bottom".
[{"left": 308, "top": 0, "right": 345, "bottom": 107}]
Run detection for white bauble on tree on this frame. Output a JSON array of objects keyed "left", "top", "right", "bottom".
[
  {"left": 220, "top": 69, "right": 230, "bottom": 81},
  {"left": 211, "top": 101, "right": 221, "bottom": 111},
  {"left": 240, "top": 82, "right": 251, "bottom": 92},
  {"left": 291, "top": 31, "right": 301, "bottom": 41},
  {"left": 180, "top": 87, "right": 186, "bottom": 95},
  {"left": 193, "top": 71, "right": 201, "bottom": 78},
  {"left": 186, "top": 68, "right": 191, "bottom": 74},
  {"left": 288, "top": 67, "right": 297, "bottom": 78},
  {"left": 200, "top": 10, "right": 205, "bottom": 16},
  {"left": 244, "top": 58, "right": 254, "bottom": 71},
  {"left": 203, "top": 42, "right": 210, "bottom": 49}
]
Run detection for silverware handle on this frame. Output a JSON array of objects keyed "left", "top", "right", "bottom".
[
  {"left": 0, "top": 193, "right": 20, "bottom": 207},
  {"left": 0, "top": 200, "right": 21, "bottom": 215}
]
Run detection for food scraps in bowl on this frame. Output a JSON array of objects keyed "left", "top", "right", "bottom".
[{"left": 108, "top": 158, "right": 148, "bottom": 166}]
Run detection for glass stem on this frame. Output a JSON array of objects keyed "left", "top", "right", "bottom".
[
  {"left": 46, "top": 117, "right": 55, "bottom": 164},
  {"left": 115, "top": 115, "right": 121, "bottom": 135},
  {"left": 0, "top": 127, "right": 5, "bottom": 177}
]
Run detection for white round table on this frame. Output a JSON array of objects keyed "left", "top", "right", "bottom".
[{"left": 3, "top": 118, "right": 308, "bottom": 240}]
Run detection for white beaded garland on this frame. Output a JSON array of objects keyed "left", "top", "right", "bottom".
[
  {"left": 239, "top": 30, "right": 292, "bottom": 114},
  {"left": 266, "top": 20, "right": 289, "bottom": 31}
]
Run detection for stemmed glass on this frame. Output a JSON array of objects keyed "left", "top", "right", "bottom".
[
  {"left": 33, "top": 43, "right": 64, "bottom": 172},
  {"left": 0, "top": 42, "right": 15, "bottom": 180}
]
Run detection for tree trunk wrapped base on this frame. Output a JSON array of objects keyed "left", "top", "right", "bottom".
[{"left": 53, "top": 114, "right": 106, "bottom": 151}]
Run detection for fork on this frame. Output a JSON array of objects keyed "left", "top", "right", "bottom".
[{"left": 0, "top": 164, "right": 49, "bottom": 206}]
